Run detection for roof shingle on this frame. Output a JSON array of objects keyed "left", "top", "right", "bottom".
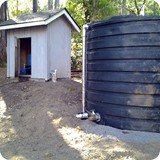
[{"left": 0, "top": 9, "right": 63, "bottom": 26}]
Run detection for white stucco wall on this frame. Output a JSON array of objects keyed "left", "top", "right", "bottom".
[
  {"left": 7, "top": 26, "right": 47, "bottom": 80},
  {"left": 47, "top": 16, "right": 71, "bottom": 79}
]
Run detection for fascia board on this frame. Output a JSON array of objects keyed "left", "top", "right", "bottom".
[
  {"left": 0, "top": 21, "right": 46, "bottom": 30},
  {"left": 45, "top": 10, "right": 80, "bottom": 32}
]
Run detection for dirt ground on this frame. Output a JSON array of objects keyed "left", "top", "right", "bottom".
[{"left": 0, "top": 67, "right": 160, "bottom": 160}]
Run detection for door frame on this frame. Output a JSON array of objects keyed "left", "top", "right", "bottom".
[{"left": 15, "top": 37, "right": 20, "bottom": 77}]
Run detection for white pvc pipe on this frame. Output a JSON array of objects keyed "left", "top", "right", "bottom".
[{"left": 82, "top": 24, "right": 88, "bottom": 113}]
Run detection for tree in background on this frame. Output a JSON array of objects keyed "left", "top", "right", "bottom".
[
  {"left": 145, "top": 0, "right": 160, "bottom": 15},
  {"left": 66, "top": 0, "right": 116, "bottom": 70},
  {"left": 48, "top": 0, "right": 53, "bottom": 10},
  {"left": 116, "top": 0, "right": 160, "bottom": 16},
  {"left": 8, "top": 0, "right": 32, "bottom": 17},
  {"left": 55, "top": 0, "right": 59, "bottom": 9},
  {"left": 66, "top": 0, "right": 116, "bottom": 27},
  {"left": 0, "top": 1, "right": 7, "bottom": 67},
  {"left": 33, "top": 0, "right": 38, "bottom": 13},
  {"left": 48, "top": 0, "right": 60, "bottom": 10},
  {"left": 116, "top": 0, "right": 147, "bottom": 15}
]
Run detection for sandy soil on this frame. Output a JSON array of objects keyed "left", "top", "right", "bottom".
[{"left": 0, "top": 67, "right": 160, "bottom": 160}]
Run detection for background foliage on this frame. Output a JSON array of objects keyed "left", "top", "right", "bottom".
[{"left": 66, "top": 0, "right": 117, "bottom": 70}]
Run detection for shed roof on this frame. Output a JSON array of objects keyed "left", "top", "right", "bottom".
[{"left": 0, "top": 8, "right": 80, "bottom": 32}]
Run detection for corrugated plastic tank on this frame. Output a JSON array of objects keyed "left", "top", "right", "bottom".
[{"left": 85, "top": 15, "right": 160, "bottom": 132}]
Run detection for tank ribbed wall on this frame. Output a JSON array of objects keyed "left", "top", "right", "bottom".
[{"left": 85, "top": 15, "right": 160, "bottom": 132}]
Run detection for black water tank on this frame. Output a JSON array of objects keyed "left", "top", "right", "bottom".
[{"left": 85, "top": 15, "right": 160, "bottom": 133}]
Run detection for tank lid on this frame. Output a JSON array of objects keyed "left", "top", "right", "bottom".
[{"left": 89, "top": 15, "right": 160, "bottom": 28}]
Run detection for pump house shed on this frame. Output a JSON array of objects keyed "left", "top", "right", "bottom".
[{"left": 0, "top": 8, "right": 80, "bottom": 80}]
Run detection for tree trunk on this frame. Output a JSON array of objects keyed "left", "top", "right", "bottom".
[
  {"left": 33, "top": 0, "right": 37, "bottom": 13},
  {"left": 0, "top": 2, "right": 7, "bottom": 66},
  {"left": 122, "top": 0, "right": 126, "bottom": 15},
  {"left": 48, "top": 0, "right": 53, "bottom": 10},
  {"left": 93, "top": 0, "right": 96, "bottom": 21},
  {"left": 16, "top": 0, "right": 18, "bottom": 15},
  {"left": 54, "top": 0, "right": 59, "bottom": 9}
]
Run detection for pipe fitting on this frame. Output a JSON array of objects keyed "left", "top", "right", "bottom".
[
  {"left": 76, "top": 112, "right": 89, "bottom": 120},
  {"left": 88, "top": 110, "right": 101, "bottom": 122}
]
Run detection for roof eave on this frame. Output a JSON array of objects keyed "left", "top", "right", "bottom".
[
  {"left": 0, "top": 9, "right": 80, "bottom": 32},
  {"left": 0, "top": 21, "right": 46, "bottom": 30}
]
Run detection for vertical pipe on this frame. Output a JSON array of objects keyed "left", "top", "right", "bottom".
[
  {"left": 82, "top": 24, "right": 88, "bottom": 113},
  {"left": 140, "top": 5, "right": 145, "bottom": 16},
  {"left": 7, "top": 31, "right": 10, "bottom": 78}
]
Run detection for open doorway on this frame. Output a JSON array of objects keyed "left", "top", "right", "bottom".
[{"left": 16, "top": 37, "right": 31, "bottom": 77}]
